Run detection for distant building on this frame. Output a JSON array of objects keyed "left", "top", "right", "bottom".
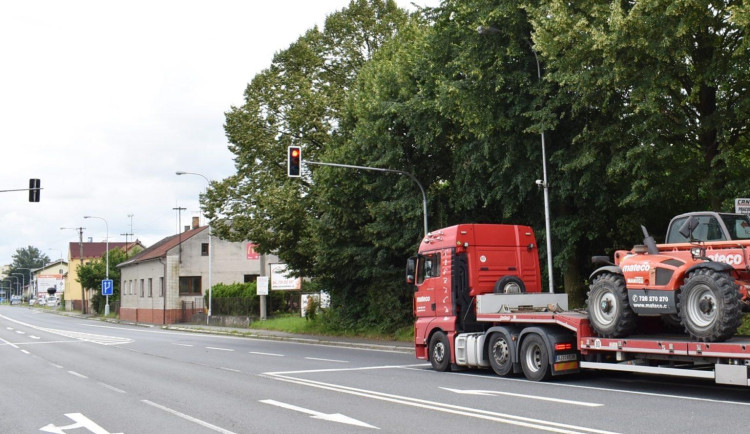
[
  {"left": 65, "top": 240, "right": 144, "bottom": 312},
  {"left": 118, "top": 217, "right": 277, "bottom": 324},
  {"left": 33, "top": 260, "right": 68, "bottom": 300}
]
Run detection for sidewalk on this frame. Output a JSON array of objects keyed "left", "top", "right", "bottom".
[{"left": 163, "top": 323, "right": 413, "bottom": 353}]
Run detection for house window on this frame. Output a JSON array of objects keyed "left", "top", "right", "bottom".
[
  {"left": 159, "top": 277, "right": 164, "bottom": 297},
  {"left": 140, "top": 279, "right": 144, "bottom": 297},
  {"left": 244, "top": 274, "right": 258, "bottom": 283},
  {"left": 148, "top": 278, "right": 153, "bottom": 297},
  {"left": 201, "top": 243, "right": 209, "bottom": 256},
  {"left": 179, "top": 276, "right": 202, "bottom": 295}
]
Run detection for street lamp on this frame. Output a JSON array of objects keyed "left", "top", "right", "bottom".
[
  {"left": 8, "top": 275, "right": 19, "bottom": 297},
  {"left": 84, "top": 215, "right": 110, "bottom": 315},
  {"left": 477, "top": 25, "right": 555, "bottom": 293},
  {"left": 176, "top": 171, "right": 213, "bottom": 325},
  {"left": 11, "top": 273, "right": 25, "bottom": 298},
  {"left": 17, "top": 268, "right": 33, "bottom": 299}
]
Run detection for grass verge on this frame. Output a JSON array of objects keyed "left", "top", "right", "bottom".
[{"left": 248, "top": 315, "right": 413, "bottom": 342}]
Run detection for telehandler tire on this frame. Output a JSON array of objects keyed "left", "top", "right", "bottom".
[
  {"left": 587, "top": 273, "right": 637, "bottom": 338},
  {"left": 678, "top": 269, "right": 742, "bottom": 342}
]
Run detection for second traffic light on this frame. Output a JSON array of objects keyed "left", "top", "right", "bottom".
[
  {"left": 29, "top": 178, "right": 40, "bottom": 202},
  {"left": 288, "top": 146, "right": 301, "bottom": 177}
]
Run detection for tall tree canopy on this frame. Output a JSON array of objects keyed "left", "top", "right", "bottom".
[
  {"left": 206, "top": 0, "right": 750, "bottom": 331},
  {"left": 7, "top": 246, "right": 50, "bottom": 292}
]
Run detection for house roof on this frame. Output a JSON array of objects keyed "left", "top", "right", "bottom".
[
  {"left": 118, "top": 226, "right": 207, "bottom": 267},
  {"left": 68, "top": 241, "right": 144, "bottom": 260}
]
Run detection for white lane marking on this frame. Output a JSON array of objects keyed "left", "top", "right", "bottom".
[
  {"left": 250, "top": 351, "right": 284, "bottom": 357},
  {"left": 305, "top": 357, "right": 349, "bottom": 363},
  {"left": 263, "top": 366, "right": 616, "bottom": 434},
  {"left": 0, "top": 313, "right": 132, "bottom": 345},
  {"left": 21, "top": 349, "right": 30, "bottom": 355},
  {"left": 6, "top": 327, "right": 13, "bottom": 331},
  {"left": 40, "top": 412, "right": 119, "bottom": 434},
  {"left": 0, "top": 336, "right": 19, "bottom": 349},
  {"left": 440, "top": 387, "right": 602, "bottom": 407},
  {"left": 261, "top": 399, "right": 378, "bottom": 429},
  {"left": 220, "top": 367, "right": 241, "bottom": 373},
  {"left": 455, "top": 371, "right": 750, "bottom": 408},
  {"left": 30, "top": 335, "right": 40, "bottom": 339},
  {"left": 16, "top": 330, "right": 25, "bottom": 335},
  {"left": 98, "top": 382, "right": 127, "bottom": 394},
  {"left": 174, "top": 343, "right": 194, "bottom": 347},
  {"left": 142, "top": 400, "right": 236, "bottom": 434},
  {"left": 68, "top": 371, "right": 88, "bottom": 379},
  {"left": 51, "top": 363, "right": 64, "bottom": 369},
  {"left": 206, "top": 346, "right": 234, "bottom": 352}
]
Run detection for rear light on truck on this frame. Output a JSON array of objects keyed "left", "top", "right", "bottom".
[{"left": 555, "top": 343, "right": 572, "bottom": 351}]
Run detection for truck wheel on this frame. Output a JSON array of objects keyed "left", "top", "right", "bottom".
[
  {"left": 587, "top": 273, "right": 637, "bottom": 338},
  {"left": 519, "top": 334, "right": 550, "bottom": 381},
  {"left": 678, "top": 269, "right": 742, "bottom": 342},
  {"left": 494, "top": 276, "right": 526, "bottom": 294},
  {"left": 488, "top": 333, "right": 513, "bottom": 376},
  {"left": 429, "top": 332, "right": 451, "bottom": 372}
]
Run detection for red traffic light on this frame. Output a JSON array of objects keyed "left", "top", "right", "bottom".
[{"left": 288, "top": 146, "right": 301, "bottom": 177}]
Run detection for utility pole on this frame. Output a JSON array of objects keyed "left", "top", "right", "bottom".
[
  {"left": 120, "top": 232, "right": 133, "bottom": 256},
  {"left": 173, "top": 207, "right": 186, "bottom": 263},
  {"left": 61, "top": 226, "right": 86, "bottom": 313}
]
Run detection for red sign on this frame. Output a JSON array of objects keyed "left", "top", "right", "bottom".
[{"left": 246, "top": 243, "right": 259, "bottom": 260}]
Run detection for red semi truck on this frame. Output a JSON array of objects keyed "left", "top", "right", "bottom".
[{"left": 407, "top": 222, "right": 750, "bottom": 386}]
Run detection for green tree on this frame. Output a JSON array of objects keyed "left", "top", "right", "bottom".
[
  {"left": 77, "top": 248, "right": 128, "bottom": 314},
  {"left": 8, "top": 246, "right": 50, "bottom": 293}
]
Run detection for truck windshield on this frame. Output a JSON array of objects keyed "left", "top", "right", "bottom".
[{"left": 720, "top": 214, "right": 750, "bottom": 240}]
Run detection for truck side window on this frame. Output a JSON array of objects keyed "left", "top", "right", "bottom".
[
  {"left": 417, "top": 253, "right": 441, "bottom": 284},
  {"left": 668, "top": 215, "right": 726, "bottom": 242}
]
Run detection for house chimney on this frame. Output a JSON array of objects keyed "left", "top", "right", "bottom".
[{"left": 192, "top": 216, "right": 200, "bottom": 229}]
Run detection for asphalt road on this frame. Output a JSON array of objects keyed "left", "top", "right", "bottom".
[{"left": 1, "top": 305, "right": 749, "bottom": 433}]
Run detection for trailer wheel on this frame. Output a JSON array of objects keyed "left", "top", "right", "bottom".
[
  {"left": 678, "top": 269, "right": 742, "bottom": 342},
  {"left": 587, "top": 272, "right": 637, "bottom": 338},
  {"left": 519, "top": 334, "right": 550, "bottom": 381},
  {"left": 488, "top": 333, "right": 513, "bottom": 376},
  {"left": 494, "top": 276, "right": 526, "bottom": 294},
  {"left": 429, "top": 332, "right": 451, "bottom": 372}
]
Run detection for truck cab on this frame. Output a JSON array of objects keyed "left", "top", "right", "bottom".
[{"left": 407, "top": 224, "right": 542, "bottom": 366}]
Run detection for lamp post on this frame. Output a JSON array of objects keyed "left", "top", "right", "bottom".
[
  {"left": 17, "top": 268, "right": 33, "bottom": 299},
  {"left": 175, "top": 171, "right": 213, "bottom": 325},
  {"left": 477, "top": 25, "right": 555, "bottom": 293},
  {"left": 8, "top": 276, "right": 19, "bottom": 298},
  {"left": 84, "top": 215, "right": 110, "bottom": 315},
  {"left": 11, "top": 273, "right": 25, "bottom": 299}
]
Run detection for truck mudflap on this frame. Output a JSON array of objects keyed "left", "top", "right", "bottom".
[{"left": 518, "top": 326, "right": 580, "bottom": 377}]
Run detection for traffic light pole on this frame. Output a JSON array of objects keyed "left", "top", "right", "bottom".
[{"left": 304, "top": 161, "right": 428, "bottom": 237}]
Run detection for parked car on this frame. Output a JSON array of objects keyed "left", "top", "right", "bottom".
[
  {"left": 46, "top": 296, "right": 60, "bottom": 307},
  {"left": 29, "top": 298, "right": 36, "bottom": 306},
  {"left": 10, "top": 295, "right": 22, "bottom": 305}
]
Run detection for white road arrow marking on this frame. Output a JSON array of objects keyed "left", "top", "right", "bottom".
[
  {"left": 440, "top": 387, "right": 602, "bottom": 407},
  {"left": 39, "top": 412, "right": 121, "bottom": 434},
  {"left": 260, "top": 399, "right": 378, "bottom": 429}
]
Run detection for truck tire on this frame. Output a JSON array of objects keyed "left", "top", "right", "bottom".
[
  {"left": 429, "top": 332, "right": 451, "bottom": 372},
  {"left": 587, "top": 273, "right": 637, "bottom": 338},
  {"left": 494, "top": 276, "right": 526, "bottom": 294},
  {"left": 488, "top": 333, "right": 513, "bottom": 376},
  {"left": 678, "top": 269, "right": 742, "bottom": 342},
  {"left": 519, "top": 334, "right": 551, "bottom": 381}
]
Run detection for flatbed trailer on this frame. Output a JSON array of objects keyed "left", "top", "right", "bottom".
[{"left": 437, "top": 293, "right": 750, "bottom": 387}]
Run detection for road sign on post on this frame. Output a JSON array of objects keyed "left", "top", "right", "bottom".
[{"left": 102, "top": 279, "right": 114, "bottom": 296}]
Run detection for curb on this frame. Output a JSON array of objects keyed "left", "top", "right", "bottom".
[{"left": 164, "top": 326, "right": 413, "bottom": 353}]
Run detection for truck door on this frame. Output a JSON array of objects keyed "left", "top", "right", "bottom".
[{"left": 414, "top": 251, "right": 452, "bottom": 317}]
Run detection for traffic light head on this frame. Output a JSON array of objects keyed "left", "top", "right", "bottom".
[
  {"left": 288, "top": 146, "right": 301, "bottom": 177},
  {"left": 29, "top": 178, "right": 40, "bottom": 202}
]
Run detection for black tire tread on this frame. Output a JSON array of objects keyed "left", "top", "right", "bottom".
[
  {"left": 677, "top": 268, "right": 743, "bottom": 342},
  {"left": 587, "top": 273, "right": 638, "bottom": 338}
]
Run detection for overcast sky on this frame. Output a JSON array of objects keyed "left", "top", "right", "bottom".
[{"left": 0, "top": 0, "right": 439, "bottom": 266}]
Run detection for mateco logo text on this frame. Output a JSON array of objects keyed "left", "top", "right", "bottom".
[
  {"left": 416, "top": 296, "right": 431, "bottom": 303},
  {"left": 622, "top": 264, "right": 650, "bottom": 273},
  {"left": 708, "top": 254, "right": 744, "bottom": 266}
]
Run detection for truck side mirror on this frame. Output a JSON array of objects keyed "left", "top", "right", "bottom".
[
  {"left": 406, "top": 257, "right": 417, "bottom": 285},
  {"left": 679, "top": 216, "right": 700, "bottom": 241}
]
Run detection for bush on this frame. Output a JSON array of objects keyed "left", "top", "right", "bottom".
[{"left": 207, "top": 282, "right": 299, "bottom": 316}]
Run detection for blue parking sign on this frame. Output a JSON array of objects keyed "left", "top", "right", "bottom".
[{"left": 102, "top": 279, "right": 114, "bottom": 296}]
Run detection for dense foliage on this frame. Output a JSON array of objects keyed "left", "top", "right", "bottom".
[
  {"left": 205, "top": 0, "right": 750, "bottom": 332},
  {"left": 77, "top": 248, "right": 128, "bottom": 314},
  {"left": 5, "top": 246, "right": 50, "bottom": 294}
]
